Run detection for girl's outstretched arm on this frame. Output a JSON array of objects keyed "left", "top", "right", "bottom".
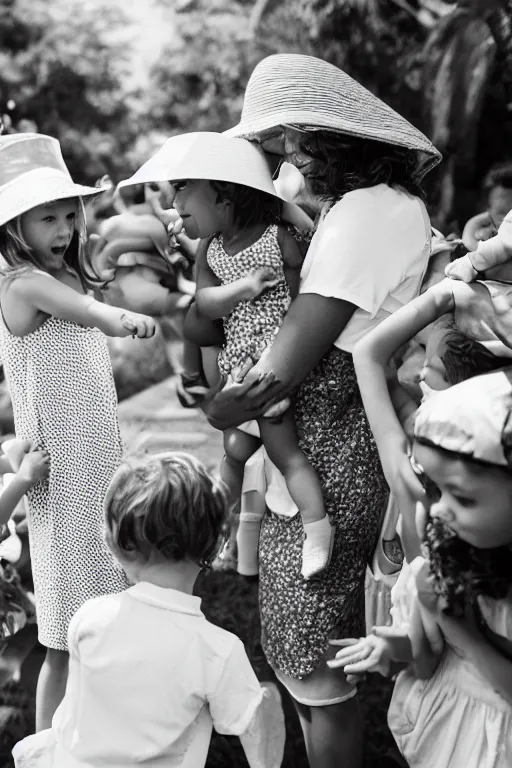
[
  {"left": 12, "top": 272, "right": 156, "bottom": 338},
  {"left": 353, "top": 280, "right": 455, "bottom": 501}
]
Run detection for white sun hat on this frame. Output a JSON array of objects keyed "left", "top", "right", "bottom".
[
  {"left": 0, "top": 133, "right": 109, "bottom": 228},
  {"left": 225, "top": 54, "right": 441, "bottom": 182},
  {"left": 118, "top": 132, "right": 313, "bottom": 231},
  {"left": 414, "top": 369, "right": 512, "bottom": 468}
]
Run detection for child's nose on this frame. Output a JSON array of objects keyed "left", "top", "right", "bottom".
[
  {"left": 58, "top": 219, "right": 72, "bottom": 237},
  {"left": 430, "top": 499, "right": 455, "bottom": 525}
]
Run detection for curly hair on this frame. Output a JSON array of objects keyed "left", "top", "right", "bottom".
[
  {"left": 294, "top": 130, "right": 425, "bottom": 203},
  {"left": 424, "top": 514, "right": 512, "bottom": 617},
  {"left": 441, "top": 329, "right": 512, "bottom": 386},
  {"left": 104, "top": 451, "right": 229, "bottom": 568},
  {"left": 210, "top": 180, "right": 282, "bottom": 230},
  {"left": 0, "top": 198, "right": 103, "bottom": 290}
]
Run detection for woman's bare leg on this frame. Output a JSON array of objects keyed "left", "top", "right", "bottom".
[
  {"left": 35, "top": 648, "right": 69, "bottom": 731},
  {"left": 293, "top": 696, "right": 364, "bottom": 768}
]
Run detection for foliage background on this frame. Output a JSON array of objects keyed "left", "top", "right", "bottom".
[{"left": 2, "top": 0, "right": 510, "bottom": 230}]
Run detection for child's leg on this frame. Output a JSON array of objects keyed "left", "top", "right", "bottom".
[
  {"left": 237, "top": 495, "right": 265, "bottom": 578},
  {"left": 182, "top": 337, "right": 204, "bottom": 379},
  {"left": 35, "top": 647, "right": 69, "bottom": 731},
  {"left": 214, "top": 429, "right": 261, "bottom": 572},
  {"left": 259, "top": 411, "right": 333, "bottom": 579},
  {"left": 222, "top": 428, "right": 261, "bottom": 508},
  {"left": 183, "top": 301, "right": 225, "bottom": 347}
]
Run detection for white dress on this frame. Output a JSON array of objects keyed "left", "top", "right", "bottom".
[
  {"left": 388, "top": 558, "right": 512, "bottom": 767},
  {"left": 0, "top": 306, "right": 128, "bottom": 650}
]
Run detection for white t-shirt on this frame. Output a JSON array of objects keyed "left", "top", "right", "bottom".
[
  {"left": 50, "top": 584, "right": 265, "bottom": 767},
  {"left": 300, "top": 184, "right": 431, "bottom": 352}
]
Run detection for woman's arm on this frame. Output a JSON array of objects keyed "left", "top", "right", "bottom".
[
  {"left": 195, "top": 240, "right": 281, "bottom": 320},
  {"left": 278, "top": 225, "right": 303, "bottom": 299},
  {"left": 12, "top": 273, "right": 155, "bottom": 338},
  {"left": 204, "top": 292, "right": 357, "bottom": 429}
]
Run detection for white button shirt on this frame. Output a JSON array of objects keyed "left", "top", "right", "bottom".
[{"left": 50, "top": 582, "right": 266, "bottom": 767}]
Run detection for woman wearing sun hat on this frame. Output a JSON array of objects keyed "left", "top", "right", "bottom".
[{"left": 198, "top": 53, "right": 442, "bottom": 767}]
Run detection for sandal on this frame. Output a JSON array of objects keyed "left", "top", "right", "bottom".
[{"left": 175, "top": 372, "right": 209, "bottom": 409}]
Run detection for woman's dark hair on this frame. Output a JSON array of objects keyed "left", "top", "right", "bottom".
[
  {"left": 295, "top": 130, "right": 425, "bottom": 203},
  {"left": 104, "top": 451, "right": 228, "bottom": 568},
  {"left": 441, "top": 329, "right": 512, "bottom": 386},
  {"left": 210, "top": 180, "right": 282, "bottom": 230},
  {"left": 424, "top": 514, "right": 512, "bottom": 616}
]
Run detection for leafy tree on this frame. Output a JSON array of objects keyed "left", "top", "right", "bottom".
[{"left": 0, "top": 0, "right": 136, "bottom": 183}]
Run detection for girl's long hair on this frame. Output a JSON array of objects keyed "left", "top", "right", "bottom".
[{"left": 0, "top": 197, "right": 103, "bottom": 291}]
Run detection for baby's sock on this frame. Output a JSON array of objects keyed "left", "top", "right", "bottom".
[
  {"left": 302, "top": 516, "right": 333, "bottom": 579},
  {"left": 237, "top": 512, "right": 263, "bottom": 577}
]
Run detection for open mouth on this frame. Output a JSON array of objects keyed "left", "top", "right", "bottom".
[{"left": 50, "top": 246, "right": 67, "bottom": 256}]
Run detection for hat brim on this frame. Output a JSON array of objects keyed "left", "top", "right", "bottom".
[
  {"left": 0, "top": 174, "right": 109, "bottom": 228},
  {"left": 118, "top": 133, "right": 314, "bottom": 233},
  {"left": 225, "top": 112, "right": 441, "bottom": 182},
  {"left": 223, "top": 54, "right": 442, "bottom": 181}
]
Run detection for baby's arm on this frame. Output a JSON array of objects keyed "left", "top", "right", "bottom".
[
  {"left": 195, "top": 241, "right": 280, "bottom": 320},
  {"left": 13, "top": 272, "right": 156, "bottom": 339},
  {"left": 353, "top": 280, "right": 454, "bottom": 497},
  {"left": 277, "top": 225, "right": 303, "bottom": 299}
]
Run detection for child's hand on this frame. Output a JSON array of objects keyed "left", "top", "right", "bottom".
[
  {"left": 2, "top": 438, "right": 37, "bottom": 472},
  {"left": 246, "top": 267, "right": 281, "bottom": 299},
  {"left": 445, "top": 254, "right": 478, "bottom": 282},
  {"left": 167, "top": 213, "right": 186, "bottom": 246},
  {"left": 382, "top": 445, "right": 425, "bottom": 519},
  {"left": 120, "top": 312, "right": 156, "bottom": 339},
  {"left": 18, "top": 449, "right": 50, "bottom": 485},
  {"left": 328, "top": 635, "right": 391, "bottom": 683}
]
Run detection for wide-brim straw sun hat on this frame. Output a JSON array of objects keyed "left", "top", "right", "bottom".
[
  {"left": 225, "top": 54, "right": 441, "bottom": 182},
  {"left": 0, "top": 133, "right": 109, "bottom": 228},
  {"left": 118, "top": 132, "right": 312, "bottom": 231}
]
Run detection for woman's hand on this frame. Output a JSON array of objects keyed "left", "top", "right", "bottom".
[{"left": 203, "top": 365, "right": 279, "bottom": 430}]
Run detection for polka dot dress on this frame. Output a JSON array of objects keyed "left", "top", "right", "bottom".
[
  {"left": 207, "top": 224, "right": 291, "bottom": 375},
  {"left": 0, "top": 311, "right": 129, "bottom": 650}
]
